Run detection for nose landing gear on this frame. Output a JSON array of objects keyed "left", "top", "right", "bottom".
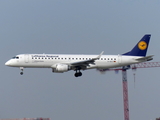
[{"left": 20, "top": 67, "right": 24, "bottom": 75}]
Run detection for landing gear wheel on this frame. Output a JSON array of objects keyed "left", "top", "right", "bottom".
[
  {"left": 74, "top": 73, "right": 79, "bottom": 77},
  {"left": 20, "top": 67, "right": 24, "bottom": 75},
  {"left": 79, "top": 72, "right": 82, "bottom": 76},
  {"left": 74, "top": 72, "right": 82, "bottom": 77}
]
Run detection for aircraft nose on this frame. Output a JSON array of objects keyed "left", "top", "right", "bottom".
[{"left": 5, "top": 61, "right": 10, "bottom": 66}]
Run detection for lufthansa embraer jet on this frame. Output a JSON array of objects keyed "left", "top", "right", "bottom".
[{"left": 5, "top": 35, "right": 153, "bottom": 77}]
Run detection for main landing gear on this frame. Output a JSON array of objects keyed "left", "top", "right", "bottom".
[
  {"left": 74, "top": 69, "right": 82, "bottom": 77},
  {"left": 20, "top": 67, "right": 24, "bottom": 75}
]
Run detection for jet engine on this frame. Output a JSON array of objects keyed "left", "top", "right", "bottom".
[{"left": 52, "top": 64, "right": 70, "bottom": 73}]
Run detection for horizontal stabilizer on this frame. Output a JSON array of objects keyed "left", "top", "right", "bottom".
[{"left": 135, "top": 55, "right": 154, "bottom": 61}]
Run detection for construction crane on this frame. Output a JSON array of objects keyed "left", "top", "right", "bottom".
[{"left": 98, "top": 62, "right": 160, "bottom": 120}]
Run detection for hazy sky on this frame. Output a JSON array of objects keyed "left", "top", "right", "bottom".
[{"left": 1, "top": 0, "right": 160, "bottom": 120}]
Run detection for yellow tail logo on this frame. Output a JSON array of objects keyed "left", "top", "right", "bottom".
[{"left": 138, "top": 41, "right": 147, "bottom": 50}]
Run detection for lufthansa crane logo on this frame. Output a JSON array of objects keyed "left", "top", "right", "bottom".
[{"left": 138, "top": 41, "right": 147, "bottom": 50}]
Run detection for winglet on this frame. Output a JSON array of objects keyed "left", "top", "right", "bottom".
[
  {"left": 96, "top": 51, "right": 104, "bottom": 59},
  {"left": 70, "top": 51, "right": 104, "bottom": 66}
]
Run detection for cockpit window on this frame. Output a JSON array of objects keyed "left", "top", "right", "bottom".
[{"left": 13, "top": 56, "right": 19, "bottom": 59}]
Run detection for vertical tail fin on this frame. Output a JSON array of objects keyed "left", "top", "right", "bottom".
[{"left": 122, "top": 34, "right": 151, "bottom": 56}]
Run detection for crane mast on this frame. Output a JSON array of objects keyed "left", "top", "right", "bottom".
[
  {"left": 98, "top": 62, "right": 160, "bottom": 120},
  {"left": 121, "top": 62, "right": 160, "bottom": 120},
  {"left": 122, "top": 69, "right": 129, "bottom": 120}
]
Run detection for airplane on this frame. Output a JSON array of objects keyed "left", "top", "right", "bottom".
[{"left": 5, "top": 34, "right": 153, "bottom": 77}]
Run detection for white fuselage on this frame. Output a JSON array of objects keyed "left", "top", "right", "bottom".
[
  {"left": 5, "top": 54, "right": 145, "bottom": 70},
  {"left": 5, "top": 34, "right": 152, "bottom": 77}
]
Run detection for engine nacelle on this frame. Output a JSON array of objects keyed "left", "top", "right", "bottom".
[{"left": 52, "top": 64, "right": 69, "bottom": 73}]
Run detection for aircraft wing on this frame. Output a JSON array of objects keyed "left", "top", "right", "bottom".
[{"left": 69, "top": 51, "right": 104, "bottom": 69}]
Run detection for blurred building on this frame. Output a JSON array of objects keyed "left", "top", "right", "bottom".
[
  {"left": 0, "top": 118, "right": 50, "bottom": 120},
  {"left": 156, "top": 118, "right": 160, "bottom": 120}
]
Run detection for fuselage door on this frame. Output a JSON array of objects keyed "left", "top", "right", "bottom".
[
  {"left": 118, "top": 54, "right": 121, "bottom": 65},
  {"left": 25, "top": 54, "right": 29, "bottom": 63}
]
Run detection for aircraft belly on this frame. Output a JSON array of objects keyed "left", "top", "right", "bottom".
[
  {"left": 99, "top": 63, "right": 120, "bottom": 68},
  {"left": 86, "top": 64, "right": 97, "bottom": 69},
  {"left": 94, "top": 61, "right": 120, "bottom": 69}
]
